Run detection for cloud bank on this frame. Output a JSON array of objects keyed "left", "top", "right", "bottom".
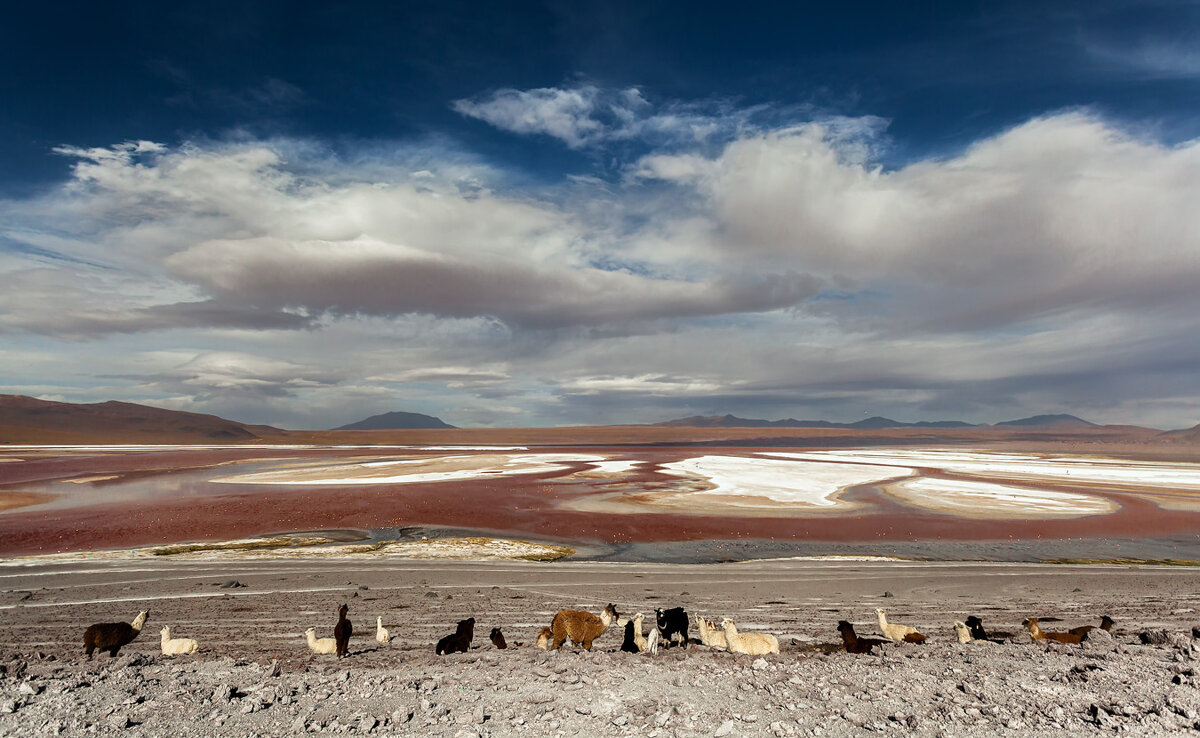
[{"left": 2, "top": 86, "right": 1199, "bottom": 428}]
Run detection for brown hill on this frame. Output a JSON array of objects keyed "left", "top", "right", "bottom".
[
  {"left": 1161, "top": 423, "right": 1200, "bottom": 443},
  {"left": 0, "top": 395, "right": 279, "bottom": 444}
]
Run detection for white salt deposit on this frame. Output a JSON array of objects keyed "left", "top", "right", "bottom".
[
  {"left": 760, "top": 449, "right": 1200, "bottom": 491},
  {"left": 657, "top": 455, "right": 913, "bottom": 507},
  {"left": 883, "top": 477, "right": 1116, "bottom": 518},
  {"left": 212, "top": 453, "right": 606, "bottom": 486}
]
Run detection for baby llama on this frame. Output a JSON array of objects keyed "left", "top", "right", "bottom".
[{"left": 159, "top": 625, "right": 199, "bottom": 655}]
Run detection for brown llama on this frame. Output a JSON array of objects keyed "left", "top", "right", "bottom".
[
  {"left": 1025, "top": 617, "right": 1083, "bottom": 645},
  {"left": 436, "top": 617, "right": 475, "bottom": 655},
  {"left": 1069, "top": 615, "right": 1115, "bottom": 637},
  {"left": 334, "top": 603, "right": 352, "bottom": 658},
  {"left": 83, "top": 610, "right": 149, "bottom": 659},
  {"left": 837, "top": 620, "right": 886, "bottom": 655},
  {"left": 549, "top": 604, "right": 618, "bottom": 651},
  {"left": 490, "top": 627, "right": 507, "bottom": 649}
]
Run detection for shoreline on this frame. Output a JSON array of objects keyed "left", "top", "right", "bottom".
[{"left": 3, "top": 527, "right": 1200, "bottom": 566}]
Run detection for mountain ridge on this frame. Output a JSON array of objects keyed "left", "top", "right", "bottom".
[
  {"left": 333, "top": 411, "right": 456, "bottom": 431},
  {"left": 655, "top": 413, "right": 1102, "bottom": 429}
]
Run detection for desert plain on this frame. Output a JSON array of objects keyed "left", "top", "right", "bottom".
[{"left": 4, "top": 428, "right": 1200, "bottom": 736}]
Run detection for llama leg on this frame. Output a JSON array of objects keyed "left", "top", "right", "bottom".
[
  {"left": 85, "top": 644, "right": 94, "bottom": 659},
  {"left": 552, "top": 635, "right": 566, "bottom": 650},
  {"left": 582, "top": 639, "right": 593, "bottom": 651},
  {"left": 109, "top": 647, "right": 120, "bottom": 657}
]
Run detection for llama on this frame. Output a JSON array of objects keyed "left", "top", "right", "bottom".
[
  {"left": 436, "top": 617, "right": 475, "bottom": 655},
  {"left": 621, "top": 620, "right": 640, "bottom": 653},
  {"left": 1024, "top": 617, "right": 1083, "bottom": 645},
  {"left": 490, "top": 627, "right": 507, "bottom": 649},
  {"left": 964, "top": 615, "right": 1012, "bottom": 642},
  {"left": 334, "top": 604, "right": 352, "bottom": 658},
  {"left": 632, "top": 613, "right": 651, "bottom": 652},
  {"left": 305, "top": 627, "right": 337, "bottom": 655},
  {"left": 954, "top": 621, "right": 973, "bottom": 644},
  {"left": 535, "top": 626, "right": 553, "bottom": 650},
  {"left": 696, "top": 615, "right": 728, "bottom": 649},
  {"left": 376, "top": 616, "right": 390, "bottom": 643},
  {"left": 656, "top": 607, "right": 689, "bottom": 648},
  {"left": 159, "top": 625, "right": 199, "bottom": 656},
  {"left": 875, "top": 608, "right": 926, "bottom": 643},
  {"left": 837, "top": 620, "right": 886, "bottom": 655},
  {"left": 964, "top": 615, "right": 988, "bottom": 641},
  {"left": 1069, "top": 615, "right": 1116, "bottom": 637},
  {"left": 83, "top": 610, "right": 148, "bottom": 659},
  {"left": 720, "top": 618, "right": 779, "bottom": 656},
  {"left": 549, "top": 604, "right": 619, "bottom": 651}
]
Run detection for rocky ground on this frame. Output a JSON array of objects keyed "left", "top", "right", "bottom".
[{"left": 3, "top": 556, "right": 1200, "bottom": 736}]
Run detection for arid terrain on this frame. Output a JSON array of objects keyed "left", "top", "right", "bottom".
[
  {"left": 4, "top": 557, "right": 1200, "bottom": 736},
  {"left": 4, "top": 398, "right": 1200, "bottom": 735}
]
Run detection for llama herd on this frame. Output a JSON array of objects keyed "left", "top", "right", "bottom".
[{"left": 79, "top": 602, "right": 1118, "bottom": 661}]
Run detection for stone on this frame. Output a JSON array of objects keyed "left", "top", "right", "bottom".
[
  {"left": 1140, "top": 630, "right": 1172, "bottom": 645},
  {"left": 715, "top": 719, "right": 735, "bottom": 736}
]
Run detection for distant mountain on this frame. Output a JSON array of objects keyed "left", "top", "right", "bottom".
[
  {"left": 334, "top": 411, "right": 456, "bottom": 431},
  {"left": 0, "top": 395, "right": 278, "bottom": 443},
  {"left": 1161, "top": 423, "right": 1200, "bottom": 442},
  {"left": 656, "top": 414, "right": 978, "bottom": 429},
  {"left": 994, "top": 414, "right": 1097, "bottom": 428}
]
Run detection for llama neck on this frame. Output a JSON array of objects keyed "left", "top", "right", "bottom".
[
  {"left": 876, "top": 611, "right": 888, "bottom": 629},
  {"left": 723, "top": 622, "right": 737, "bottom": 638},
  {"left": 1027, "top": 620, "right": 1042, "bottom": 638},
  {"left": 600, "top": 609, "right": 613, "bottom": 627},
  {"left": 131, "top": 612, "right": 147, "bottom": 633}
]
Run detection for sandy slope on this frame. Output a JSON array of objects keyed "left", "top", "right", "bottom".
[{"left": 3, "top": 557, "right": 1200, "bottom": 736}]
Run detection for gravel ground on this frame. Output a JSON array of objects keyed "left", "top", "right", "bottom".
[{"left": 3, "top": 557, "right": 1200, "bottom": 736}]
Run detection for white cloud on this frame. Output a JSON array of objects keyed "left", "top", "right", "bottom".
[
  {"left": 453, "top": 86, "right": 610, "bottom": 148},
  {"left": 3, "top": 105, "right": 1200, "bottom": 428},
  {"left": 452, "top": 84, "right": 777, "bottom": 149}
]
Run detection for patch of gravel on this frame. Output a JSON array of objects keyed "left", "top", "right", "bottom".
[
  {"left": 4, "top": 557, "right": 1200, "bottom": 736},
  {"left": 5, "top": 637, "right": 1200, "bottom": 736}
]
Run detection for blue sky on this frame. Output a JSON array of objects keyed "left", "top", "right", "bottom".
[{"left": 2, "top": 1, "right": 1199, "bottom": 429}]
